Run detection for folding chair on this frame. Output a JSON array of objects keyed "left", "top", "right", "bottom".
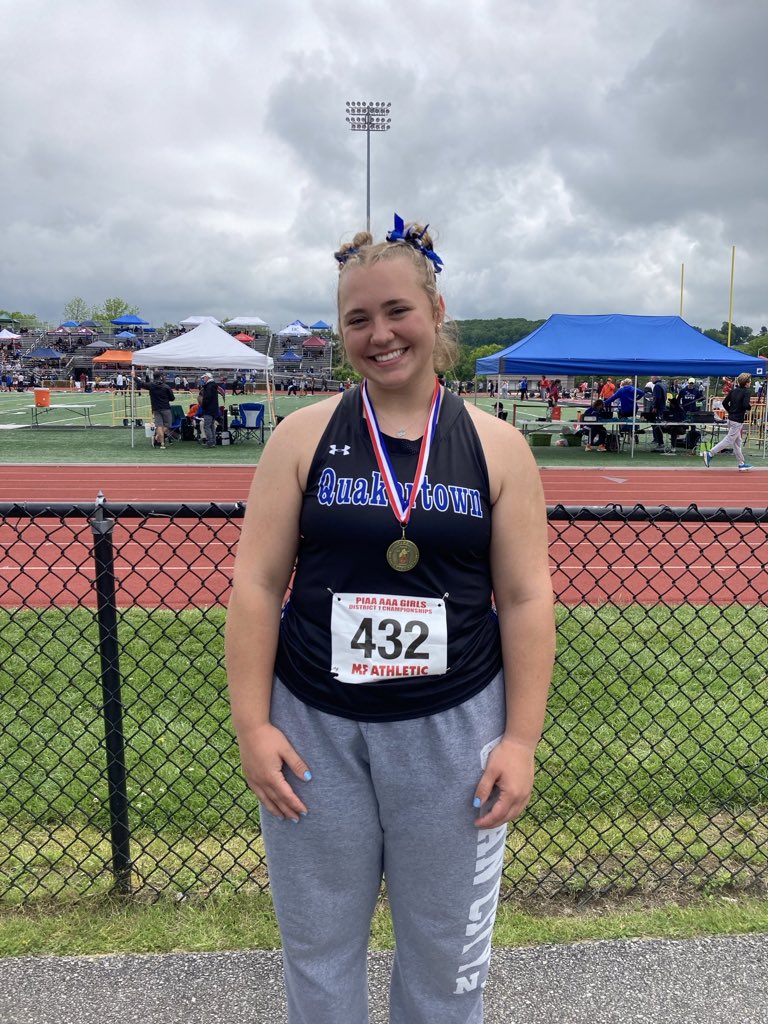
[
  {"left": 230, "top": 402, "right": 265, "bottom": 442},
  {"left": 166, "top": 405, "right": 185, "bottom": 444}
]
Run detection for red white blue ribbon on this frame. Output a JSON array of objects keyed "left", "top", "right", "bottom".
[{"left": 361, "top": 377, "right": 442, "bottom": 528}]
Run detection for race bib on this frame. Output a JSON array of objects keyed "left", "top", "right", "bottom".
[{"left": 330, "top": 592, "right": 448, "bottom": 684}]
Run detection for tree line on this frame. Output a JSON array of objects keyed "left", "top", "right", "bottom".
[
  {"left": 3, "top": 301, "right": 767, "bottom": 377},
  {"left": 449, "top": 318, "right": 768, "bottom": 381}
]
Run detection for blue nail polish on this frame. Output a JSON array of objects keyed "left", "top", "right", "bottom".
[
  {"left": 473, "top": 797, "right": 482, "bottom": 808},
  {"left": 303, "top": 770, "right": 312, "bottom": 782}
]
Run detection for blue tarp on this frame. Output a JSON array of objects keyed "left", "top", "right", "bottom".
[
  {"left": 280, "top": 350, "right": 301, "bottom": 362},
  {"left": 475, "top": 314, "right": 763, "bottom": 379}
]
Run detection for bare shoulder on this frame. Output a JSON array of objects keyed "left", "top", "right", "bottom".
[{"left": 461, "top": 400, "right": 538, "bottom": 502}]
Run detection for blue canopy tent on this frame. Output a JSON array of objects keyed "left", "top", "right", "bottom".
[
  {"left": 23, "top": 346, "right": 64, "bottom": 360},
  {"left": 475, "top": 314, "right": 765, "bottom": 459},
  {"left": 111, "top": 315, "right": 149, "bottom": 326},
  {"left": 475, "top": 314, "right": 762, "bottom": 378},
  {"left": 310, "top": 320, "right": 332, "bottom": 331},
  {"left": 280, "top": 350, "right": 302, "bottom": 361}
]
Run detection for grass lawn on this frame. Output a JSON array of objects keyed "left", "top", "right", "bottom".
[
  {"left": 3, "top": 390, "right": 761, "bottom": 467},
  {"left": 2, "top": 389, "right": 767, "bottom": 954},
  {"left": 2, "top": 604, "right": 766, "bottom": 909},
  {"left": 3, "top": 891, "right": 768, "bottom": 957}
]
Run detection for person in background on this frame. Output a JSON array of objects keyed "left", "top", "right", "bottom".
[
  {"left": 641, "top": 380, "right": 654, "bottom": 416},
  {"left": 603, "top": 378, "right": 643, "bottom": 419},
  {"left": 702, "top": 372, "right": 753, "bottom": 471},
  {"left": 580, "top": 397, "right": 611, "bottom": 451},
  {"left": 722, "top": 376, "right": 734, "bottom": 397},
  {"left": 198, "top": 372, "right": 220, "bottom": 448},
  {"left": 652, "top": 394, "right": 686, "bottom": 452},
  {"left": 599, "top": 377, "right": 615, "bottom": 401},
  {"left": 650, "top": 375, "right": 668, "bottom": 450},
  {"left": 147, "top": 371, "right": 175, "bottom": 449},
  {"left": 678, "top": 377, "right": 704, "bottom": 418},
  {"left": 548, "top": 379, "right": 560, "bottom": 409},
  {"left": 493, "top": 400, "right": 509, "bottom": 421},
  {"left": 226, "top": 214, "right": 554, "bottom": 1023},
  {"left": 519, "top": 375, "right": 528, "bottom": 401}
]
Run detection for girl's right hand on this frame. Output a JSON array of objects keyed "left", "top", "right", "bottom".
[{"left": 237, "top": 723, "right": 312, "bottom": 822}]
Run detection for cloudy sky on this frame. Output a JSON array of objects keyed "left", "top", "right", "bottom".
[{"left": 2, "top": 0, "right": 767, "bottom": 335}]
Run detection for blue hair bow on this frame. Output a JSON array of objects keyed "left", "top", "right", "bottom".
[
  {"left": 386, "top": 213, "right": 443, "bottom": 273},
  {"left": 334, "top": 246, "right": 358, "bottom": 267}
]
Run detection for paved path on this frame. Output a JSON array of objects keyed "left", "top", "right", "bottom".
[{"left": 2, "top": 934, "right": 767, "bottom": 1023}]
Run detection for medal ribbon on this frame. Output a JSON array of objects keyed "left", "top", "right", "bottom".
[{"left": 361, "top": 377, "right": 442, "bottom": 529}]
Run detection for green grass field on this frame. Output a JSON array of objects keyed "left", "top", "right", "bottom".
[
  {"left": 2, "top": 387, "right": 767, "bottom": 953},
  {"left": 3, "top": 389, "right": 761, "bottom": 466},
  {"left": 2, "top": 603, "right": 766, "bottom": 907}
]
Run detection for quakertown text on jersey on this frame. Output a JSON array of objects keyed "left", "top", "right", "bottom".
[{"left": 317, "top": 470, "right": 483, "bottom": 518}]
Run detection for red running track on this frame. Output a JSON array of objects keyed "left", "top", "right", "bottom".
[
  {"left": 1, "top": 465, "right": 766, "bottom": 609},
  {"left": 1, "top": 463, "right": 767, "bottom": 505}
]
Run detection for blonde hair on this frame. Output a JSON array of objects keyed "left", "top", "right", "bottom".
[
  {"left": 736, "top": 372, "right": 752, "bottom": 388},
  {"left": 334, "top": 223, "right": 458, "bottom": 372}
]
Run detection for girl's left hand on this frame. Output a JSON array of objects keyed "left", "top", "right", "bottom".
[{"left": 472, "top": 737, "right": 536, "bottom": 829}]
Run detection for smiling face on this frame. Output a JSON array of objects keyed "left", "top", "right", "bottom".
[{"left": 338, "top": 256, "right": 444, "bottom": 394}]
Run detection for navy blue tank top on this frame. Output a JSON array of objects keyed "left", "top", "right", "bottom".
[{"left": 275, "top": 387, "right": 502, "bottom": 721}]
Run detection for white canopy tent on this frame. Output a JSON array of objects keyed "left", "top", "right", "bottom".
[
  {"left": 0, "top": 328, "right": 22, "bottom": 340},
  {"left": 133, "top": 320, "right": 273, "bottom": 371},
  {"left": 130, "top": 320, "right": 274, "bottom": 447},
  {"left": 179, "top": 315, "right": 222, "bottom": 329},
  {"left": 224, "top": 316, "right": 269, "bottom": 328},
  {"left": 278, "top": 323, "right": 312, "bottom": 337}
]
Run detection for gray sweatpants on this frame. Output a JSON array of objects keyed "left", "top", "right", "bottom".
[
  {"left": 709, "top": 420, "right": 745, "bottom": 463},
  {"left": 261, "top": 673, "right": 507, "bottom": 1024}
]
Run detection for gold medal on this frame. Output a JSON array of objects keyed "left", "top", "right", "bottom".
[
  {"left": 386, "top": 537, "right": 420, "bottom": 572},
  {"left": 361, "top": 378, "right": 442, "bottom": 576}
]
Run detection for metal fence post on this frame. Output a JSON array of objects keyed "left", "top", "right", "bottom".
[{"left": 89, "top": 493, "right": 133, "bottom": 894}]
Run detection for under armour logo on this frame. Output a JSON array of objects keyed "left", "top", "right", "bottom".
[{"left": 329, "top": 444, "right": 350, "bottom": 456}]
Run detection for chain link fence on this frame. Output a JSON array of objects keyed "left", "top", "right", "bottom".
[{"left": 1, "top": 499, "right": 766, "bottom": 906}]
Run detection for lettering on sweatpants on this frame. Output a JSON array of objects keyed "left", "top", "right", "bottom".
[{"left": 454, "top": 732, "right": 506, "bottom": 996}]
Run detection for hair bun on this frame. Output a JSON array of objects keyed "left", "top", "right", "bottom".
[{"left": 406, "top": 222, "right": 433, "bottom": 249}]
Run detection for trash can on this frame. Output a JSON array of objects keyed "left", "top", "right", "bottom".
[{"left": 34, "top": 388, "right": 51, "bottom": 408}]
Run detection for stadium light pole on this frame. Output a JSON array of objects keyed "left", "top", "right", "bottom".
[{"left": 345, "top": 101, "right": 392, "bottom": 233}]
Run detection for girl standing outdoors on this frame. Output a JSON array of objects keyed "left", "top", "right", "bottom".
[
  {"left": 702, "top": 371, "right": 753, "bottom": 471},
  {"left": 226, "top": 216, "right": 555, "bottom": 1023}
]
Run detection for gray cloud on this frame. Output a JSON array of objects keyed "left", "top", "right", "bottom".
[{"left": 1, "top": 0, "right": 766, "bottom": 335}]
